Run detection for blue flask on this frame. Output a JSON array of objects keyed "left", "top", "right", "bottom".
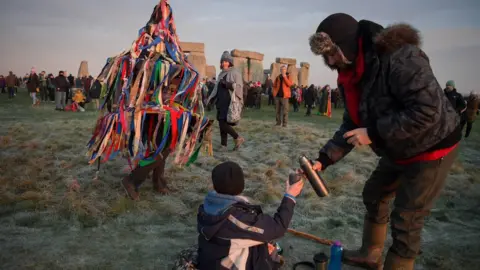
[{"left": 328, "top": 241, "right": 343, "bottom": 270}]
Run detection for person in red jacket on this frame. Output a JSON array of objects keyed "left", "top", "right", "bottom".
[
  {"left": 272, "top": 65, "right": 293, "bottom": 127},
  {"left": 308, "top": 14, "right": 461, "bottom": 269}
]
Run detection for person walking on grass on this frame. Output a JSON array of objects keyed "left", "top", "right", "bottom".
[
  {"left": 54, "top": 71, "right": 69, "bottom": 111},
  {"left": 5, "top": 72, "right": 17, "bottom": 99},
  {"left": 207, "top": 51, "right": 245, "bottom": 151},
  {"left": 273, "top": 65, "right": 293, "bottom": 127},
  {"left": 27, "top": 67, "right": 40, "bottom": 107},
  {"left": 308, "top": 13, "right": 461, "bottom": 269}
]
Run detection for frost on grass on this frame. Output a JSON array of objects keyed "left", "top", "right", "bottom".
[{"left": 0, "top": 98, "right": 479, "bottom": 269}]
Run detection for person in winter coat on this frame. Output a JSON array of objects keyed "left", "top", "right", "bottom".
[
  {"left": 0, "top": 75, "right": 5, "bottom": 93},
  {"left": 54, "top": 71, "right": 70, "bottom": 110},
  {"left": 196, "top": 161, "right": 304, "bottom": 270},
  {"left": 264, "top": 74, "right": 274, "bottom": 106},
  {"left": 290, "top": 86, "right": 299, "bottom": 112},
  {"left": 39, "top": 71, "right": 48, "bottom": 102},
  {"left": 89, "top": 79, "right": 102, "bottom": 109},
  {"left": 465, "top": 92, "right": 479, "bottom": 138},
  {"left": 5, "top": 72, "right": 17, "bottom": 99},
  {"left": 308, "top": 14, "right": 461, "bottom": 269},
  {"left": 84, "top": 76, "right": 93, "bottom": 102},
  {"left": 254, "top": 82, "right": 262, "bottom": 109},
  {"left": 318, "top": 85, "right": 330, "bottom": 115},
  {"left": 444, "top": 80, "right": 467, "bottom": 127},
  {"left": 27, "top": 67, "right": 40, "bottom": 106},
  {"left": 273, "top": 66, "right": 293, "bottom": 127},
  {"left": 67, "top": 73, "right": 74, "bottom": 103},
  {"left": 46, "top": 74, "right": 56, "bottom": 101},
  {"left": 304, "top": 84, "right": 316, "bottom": 116},
  {"left": 207, "top": 51, "right": 245, "bottom": 151}
]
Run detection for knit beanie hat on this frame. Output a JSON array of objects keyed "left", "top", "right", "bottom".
[
  {"left": 446, "top": 80, "right": 455, "bottom": 88},
  {"left": 220, "top": 51, "right": 234, "bottom": 66},
  {"left": 309, "top": 13, "right": 359, "bottom": 62},
  {"left": 212, "top": 161, "right": 244, "bottom": 196}
]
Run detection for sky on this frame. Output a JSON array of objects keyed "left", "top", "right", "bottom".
[{"left": 1, "top": 0, "right": 479, "bottom": 93}]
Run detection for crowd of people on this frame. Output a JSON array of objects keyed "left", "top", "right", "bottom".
[{"left": 0, "top": 69, "right": 102, "bottom": 111}]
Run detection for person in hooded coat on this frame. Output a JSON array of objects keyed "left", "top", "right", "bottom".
[
  {"left": 196, "top": 161, "right": 304, "bottom": 270},
  {"left": 444, "top": 80, "right": 467, "bottom": 129},
  {"left": 207, "top": 51, "right": 245, "bottom": 151},
  {"left": 304, "top": 84, "right": 316, "bottom": 116},
  {"left": 307, "top": 13, "right": 461, "bottom": 269}
]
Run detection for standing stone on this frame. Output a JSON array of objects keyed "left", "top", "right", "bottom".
[
  {"left": 232, "top": 57, "right": 248, "bottom": 82},
  {"left": 231, "top": 49, "right": 264, "bottom": 61},
  {"left": 298, "top": 62, "right": 310, "bottom": 87},
  {"left": 249, "top": 59, "right": 264, "bottom": 82},
  {"left": 78, "top": 61, "right": 89, "bottom": 78},
  {"left": 287, "top": 65, "right": 298, "bottom": 85},
  {"left": 186, "top": 52, "right": 207, "bottom": 79},
  {"left": 270, "top": 63, "right": 282, "bottom": 82},
  {"left": 180, "top": 42, "right": 205, "bottom": 53},
  {"left": 276, "top": 57, "right": 297, "bottom": 66},
  {"left": 206, "top": 65, "right": 216, "bottom": 80}
]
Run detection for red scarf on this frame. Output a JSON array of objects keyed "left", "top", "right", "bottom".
[{"left": 337, "top": 39, "right": 364, "bottom": 126}]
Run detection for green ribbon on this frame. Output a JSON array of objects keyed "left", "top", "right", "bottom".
[{"left": 186, "top": 141, "right": 203, "bottom": 167}]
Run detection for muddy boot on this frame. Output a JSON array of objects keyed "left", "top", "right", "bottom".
[
  {"left": 122, "top": 176, "right": 139, "bottom": 200},
  {"left": 383, "top": 251, "right": 414, "bottom": 270},
  {"left": 342, "top": 217, "right": 387, "bottom": 270},
  {"left": 233, "top": 137, "right": 245, "bottom": 151}
]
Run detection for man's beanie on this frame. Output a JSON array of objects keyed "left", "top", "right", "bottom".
[
  {"left": 310, "top": 13, "right": 359, "bottom": 62},
  {"left": 220, "top": 51, "right": 234, "bottom": 66},
  {"left": 446, "top": 80, "right": 455, "bottom": 88},
  {"left": 212, "top": 161, "right": 244, "bottom": 195}
]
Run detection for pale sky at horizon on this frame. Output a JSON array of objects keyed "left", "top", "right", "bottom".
[{"left": 1, "top": 0, "right": 479, "bottom": 93}]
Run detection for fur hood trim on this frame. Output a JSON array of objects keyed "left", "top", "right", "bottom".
[{"left": 374, "top": 23, "right": 422, "bottom": 54}]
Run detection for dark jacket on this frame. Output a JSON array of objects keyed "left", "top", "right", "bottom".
[
  {"left": 84, "top": 77, "right": 92, "bottom": 93},
  {"left": 304, "top": 85, "right": 316, "bottom": 106},
  {"left": 68, "top": 75, "right": 74, "bottom": 87},
  {"left": 27, "top": 73, "right": 39, "bottom": 93},
  {"left": 54, "top": 75, "right": 70, "bottom": 92},
  {"left": 317, "top": 22, "right": 461, "bottom": 167},
  {"left": 444, "top": 88, "right": 466, "bottom": 115},
  {"left": 6, "top": 74, "right": 17, "bottom": 87},
  {"left": 89, "top": 80, "right": 102, "bottom": 99},
  {"left": 197, "top": 191, "right": 295, "bottom": 270}
]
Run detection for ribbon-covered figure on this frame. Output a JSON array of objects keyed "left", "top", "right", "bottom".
[{"left": 86, "top": 0, "right": 214, "bottom": 200}]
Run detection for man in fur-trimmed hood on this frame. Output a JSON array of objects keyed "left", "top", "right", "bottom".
[{"left": 307, "top": 13, "right": 461, "bottom": 270}]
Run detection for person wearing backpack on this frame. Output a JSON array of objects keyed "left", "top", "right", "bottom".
[{"left": 207, "top": 51, "right": 245, "bottom": 151}]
